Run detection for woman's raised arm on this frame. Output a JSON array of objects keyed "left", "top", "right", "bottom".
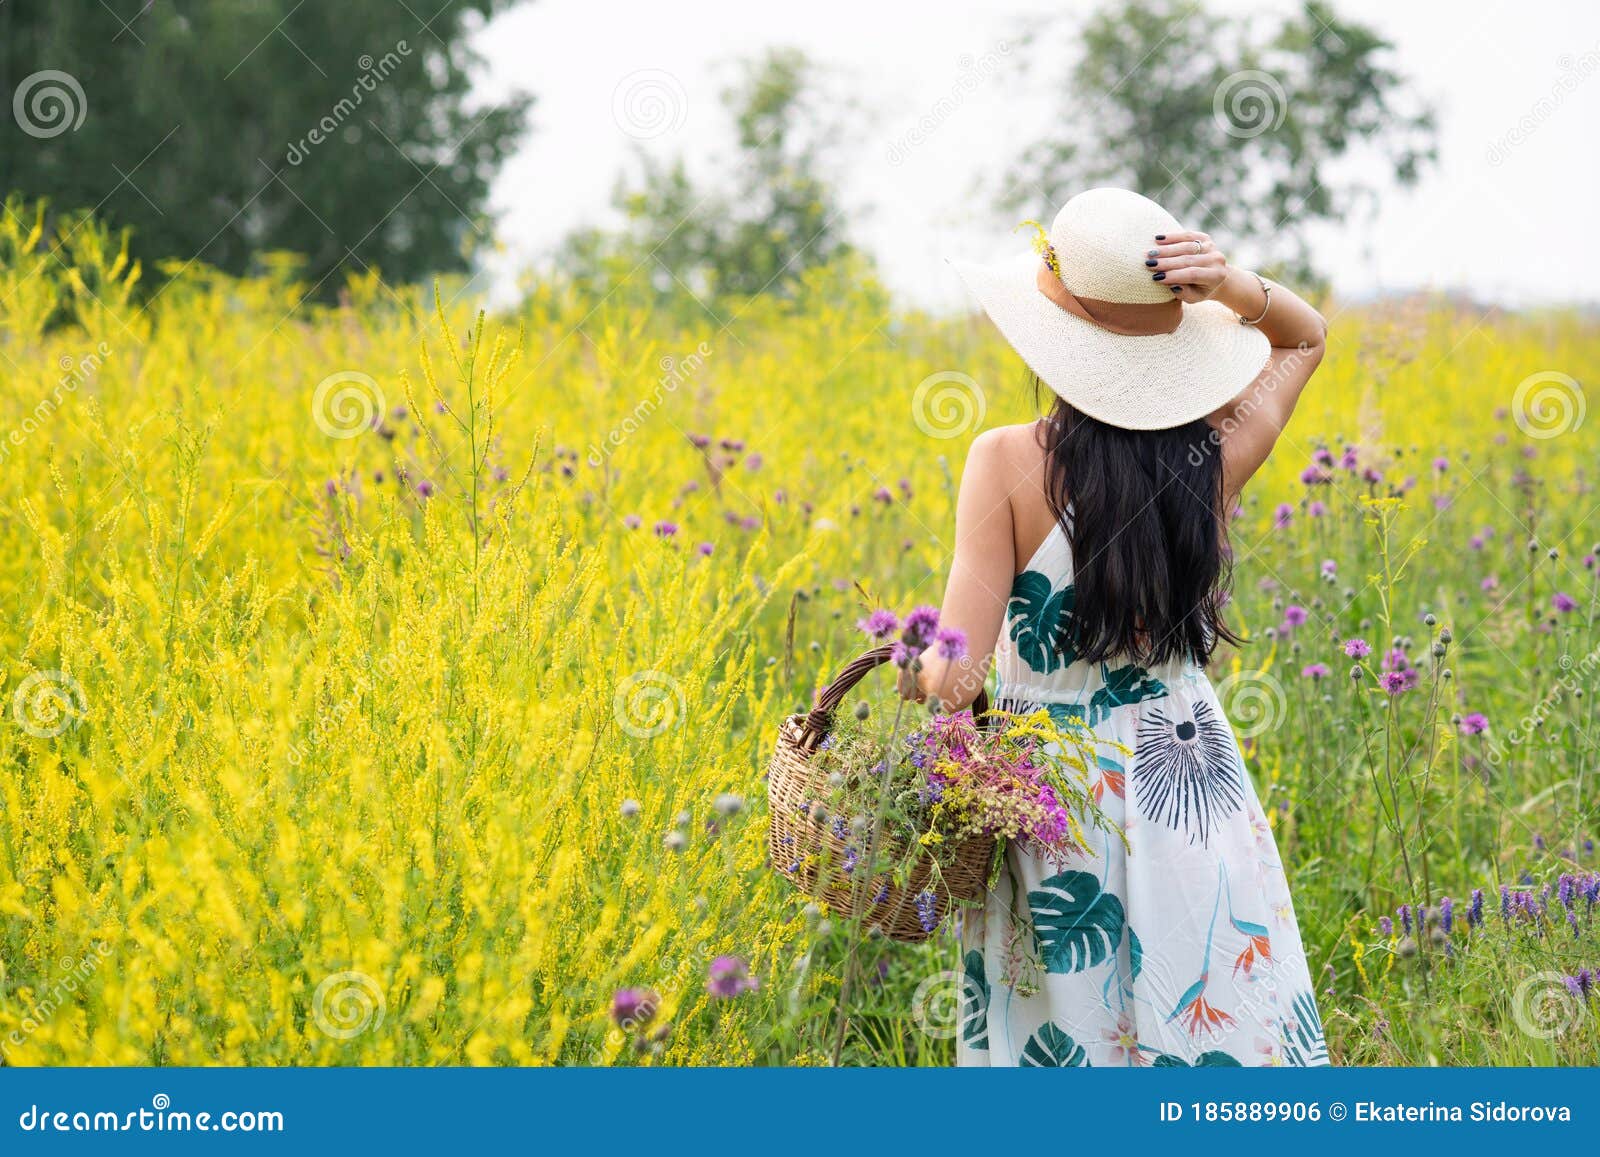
[{"left": 1150, "top": 231, "right": 1328, "bottom": 499}]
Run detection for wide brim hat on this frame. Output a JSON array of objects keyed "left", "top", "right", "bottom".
[{"left": 950, "top": 188, "right": 1270, "bottom": 431}]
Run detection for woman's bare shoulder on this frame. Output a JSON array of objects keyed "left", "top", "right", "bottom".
[{"left": 967, "top": 421, "right": 1048, "bottom": 477}]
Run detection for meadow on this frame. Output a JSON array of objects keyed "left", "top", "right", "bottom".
[{"left": 1, "top": 198, "right": 1597, "bottom": 1066}]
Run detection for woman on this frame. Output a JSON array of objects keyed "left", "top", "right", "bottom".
[{"left": 912, "top": 188, "right": 1330, "bottom": 1067}]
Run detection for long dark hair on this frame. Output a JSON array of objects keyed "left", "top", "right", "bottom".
[{"left": 1035, "top": 381, "right": 1237, "bottom": 668}]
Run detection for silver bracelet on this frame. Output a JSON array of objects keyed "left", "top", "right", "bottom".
[{"left": 1239, "top": 272, "right": 1271, "bottom": 326}]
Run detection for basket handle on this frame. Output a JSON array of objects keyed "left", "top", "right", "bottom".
[{"left": 796, "top": 645, "right": 990, "bottom": 751}]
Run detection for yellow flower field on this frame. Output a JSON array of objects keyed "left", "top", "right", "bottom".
[{"left": 2, "top": 200, "right": 1597, "bottom": 1065}]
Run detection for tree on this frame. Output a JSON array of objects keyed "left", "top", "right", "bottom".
[
  {"left": 0, "top": 0, "right": 529, "bottom": 294},
  {"left": 1004, "top": 0, "right": 1435, "bottom": 282},
  {"left": 556, "top": 47, "right": 856, "bottom": 308}
]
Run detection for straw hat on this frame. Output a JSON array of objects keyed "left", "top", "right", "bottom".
[{"left": 950, "top": 188, "right": 1270, "bottom": 431}]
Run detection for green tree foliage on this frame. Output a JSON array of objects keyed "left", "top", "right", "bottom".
[
  {"left": 557, "top": 47, "right": 856, "bottom": 310},
  {"left": 0, "top": 0, "right": 529, "bottom": 293},
  {"left": 1005, "top": 0, "right": 1435, "bottom": 281}
]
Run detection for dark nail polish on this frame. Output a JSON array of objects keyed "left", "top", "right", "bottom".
[
  {"left": 1144, "top": 259, "right": 1157, "bottom": 267},
  {"left": 1155, "top": 234, "right": 1166, "bottom": 240},
  {"left": 1146, "top": 249, "right": 1158, "bottom": 257},
  {"left": 1153, "top": 272, "right": 1165, "bottom": 281}
]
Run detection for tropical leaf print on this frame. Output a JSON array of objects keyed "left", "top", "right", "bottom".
[
  {"left": 1020, "top": 1022, "right": 1090, "bottom": 1067},
  {"left": 1280, "top": 990, "right": 1330, "bottom": 1066},
  {"left": 1007, "top": 571, "right": 1076, "bottom": 674},
  {"left": 1152, "top": 1050, "right": 1243, "bottom": 1067},
  {"left": 1029, "top": 870, "right": 1125, "bottom": 974},
  {"left": 1130, "top": 699, "right": 1245, "bottom": 845},
  {"left": 1127, "top": 926, "right": 1143, "bottom": 982},
  {"left": 961, "top": 949, "right": 989, "bottom": 1050},
  {"left": 1045, "top": 702, "right": 1087, "bottom": 732},
  {"left": 1087, "top": 663, "right": 1167, "bottom": 724}
]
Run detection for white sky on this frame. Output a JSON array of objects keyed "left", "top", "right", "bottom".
[{"left": 474, "top": 0, "right": 1600, "bottom": 310}]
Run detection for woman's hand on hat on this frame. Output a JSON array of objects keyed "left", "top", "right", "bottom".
[{"left": 1144, "top": 231, "right": 1227, "bottom": 303}]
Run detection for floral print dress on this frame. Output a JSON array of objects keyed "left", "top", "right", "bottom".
[{"left": 957, "top": 523, "right": 1329, "bottom": 1068}]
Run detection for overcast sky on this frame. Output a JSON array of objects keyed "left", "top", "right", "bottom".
[{"left": 473, "top": 0, "right": 1600, "bottom": 311}]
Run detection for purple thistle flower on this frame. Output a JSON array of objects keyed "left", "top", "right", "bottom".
[
  {"left": 1273, "top": 503, "right": 1294, "bottom": 529},
  {"left": 873, "top": 486, "right": 893, "bottom": 503},
  {"left": 1301, "top": 663, "right": 1330, "bottom": 679},
  {"left": 415, "top": 480, "right": 436, "bottom": 498},
  {"left": 1433, "top": 455, "right": 1449, "bottom": 472},
  {"left": 1344, "top": 639, "right": 1372, "bottom": 658},
  {"left": 1379, "top": 671, "right": 1409, "bottom": 695},
  {"left": 1283, "top": 605, "right": 1308, "bottom": 627},
  {"left": 611, "top": 988, "right": 658, "bottom": 1027},
  {"left": 1553, "top": 592, "right": 1578, "bottom": 613},
  {"left": 623, "top": 514, "right": 642, "bottom": 529},
  {"left": 706, "top": 956, "right": 756, "bottom": 999},
  {"left": 1458, "top": 712, "right": 1488, "bottom": 735},
  {"left": 1300, "top": 465, "right": 1330, "bottom": 485},
  {"left": 696, "top": 542, "right": 714, "bottom": 556},
  {"left": 1481, "top": 574, "right": 1499, "bottom": 592},
  {"left": 653, "top": 520, "right": 678, "bottom": 538},
  {"left": 1308, "top": 500, "right": 1327, "bottom": 518},
  {"left": 901, "top": 605, "right": 941, "bottom": 650},
  {"left": 935, "top": 627, "right": 967, "bottom": 661},
  {"left": 858, "top": 609, "right": 899, "bottom": 640}
]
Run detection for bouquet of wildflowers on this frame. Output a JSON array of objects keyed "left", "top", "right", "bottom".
[{"left": 807, "top": 605, "right": 1120, "bottom": 908}]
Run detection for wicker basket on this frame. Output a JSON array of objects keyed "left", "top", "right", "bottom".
[{"left": 766, "top": 645, "right": 995, "bottom": 943}]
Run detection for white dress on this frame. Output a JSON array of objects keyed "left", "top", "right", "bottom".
[{"left": 956, "top": 523, "right": 1330, "bottom": 1067}]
